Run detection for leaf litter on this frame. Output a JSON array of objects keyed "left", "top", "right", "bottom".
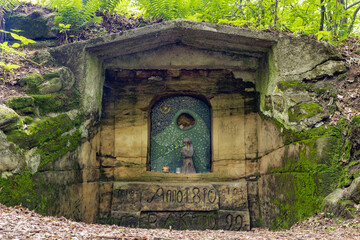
[{"left": 1, "top": 204, "right": 360, "bottom": 240}]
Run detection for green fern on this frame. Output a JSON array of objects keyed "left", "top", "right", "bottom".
[
  {"left": 135, "top": 0, "right": 194, "bottom": 20},
  {"left": 101, "top": 0, "right": 123, "bottom": 13},
  {"left": 0, "top": 0, "right": 20, "bottom": 13},
  {"left": 46, "top": 0, "right": 102, "bottom": 33}
]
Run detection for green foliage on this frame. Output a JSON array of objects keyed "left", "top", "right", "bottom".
[
  {"left": 100, "top": 0, "right": 123, "bottom": 13},
  {"left": 44, "top": 0, "right": 102, "bottom": 33},
  {"left": 58, "top": 23, "right": 71, "bottom": 43},
  {"left": 0, "top": 0, "right": 20, "bottom": 13},
  {"left": 0, "top": 30, "right": 35, "bottom": 85},
  {"left": 132, "top": 0, "right": 360, "bottom": 43}
]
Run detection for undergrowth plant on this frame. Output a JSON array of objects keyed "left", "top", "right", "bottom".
[
  {"left": 132, "top": 0, "right": 360, "bottom": 44},
  {"left": 0, "top": 0, "right": 20, "bottom": 13},
  {"left": 0, "top": 30, "right": 35, "bottom": 86},
  {"left": 39, "top": 0, "right": 124, "bottom": 36}
]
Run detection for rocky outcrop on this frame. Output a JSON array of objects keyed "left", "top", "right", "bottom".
[
  {"left": 323, "top": 177, "right": 360, "bottom": 219},
  {"left": 0, "top": 131, "right": 20, "bottom": 173},
  {"left": 5, "top": 8, "right": 57, "bottom": 40}
]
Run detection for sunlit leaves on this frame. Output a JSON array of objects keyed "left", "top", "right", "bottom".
[{"left": 132, "top": 0, "right": 360, "bottom": 43}]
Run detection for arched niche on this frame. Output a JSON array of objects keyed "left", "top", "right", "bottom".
[{"left": 150, "top": 95, "right": 212, "bottom": 173}]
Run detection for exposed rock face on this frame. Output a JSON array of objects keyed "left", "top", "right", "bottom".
[
  {"left": 0, "top": 131, "right": 20, "bottom": 172},
  {"left": 323, "top": 177, "right": 360, "bottom": 219},
  {"left": 0, "top": 104, "right": 20, "bottom": 131},
  {"left": 346, "top": 177, "right": 360, "bottom": 204},
  {"left": 5, "top": 9, "right": 56, "bottom": 40},
  {"left": 24, "top": 148, "right": 41, "bottom": 174}
]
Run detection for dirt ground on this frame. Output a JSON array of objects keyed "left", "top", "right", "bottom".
[{"left": 0, "top": 204, "right": 360, "bottom": 240}]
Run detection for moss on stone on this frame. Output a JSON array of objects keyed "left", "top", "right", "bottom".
[
  {"left": 265, "top": 115, "right": 347, "bottom": 229},
  {"left": 6, "top": 96, "right": 34, "bottom": 110},
  {"left": 7, "top": 112, "right": 83, "bottom": 171},
  {"left": 6, "top": 13, "right": 51, "bottom": 40},
  {"left": 19, "top": 73, "right": 44, "bottom": 94},
  {"left": 43, "top": 71, "right": 60, "bottom": 80},
  {"left": 22, "top": 116, "right": 34, "bottom": 125},
  {"left": 278, "top": 81, "right": 307, "bottom": 91},
  {"left": 288, "top": 103, "right": 323, "bottom": 122},
  {"left": 37, "top": 129, "right": 81, "bottom": 168},
  {"left": 31, "top": 89, "right": 81, "bottom": 115},
  {"left": 0, "top": 171, "right": 59, "bottom": 215},
  {"left": 8, "top": 114, "right": 75, "bottom": 148},
  {"left": 270, "top": 172, "right": 321, "bottom": 229}
]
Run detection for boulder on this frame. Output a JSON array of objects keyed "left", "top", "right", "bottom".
[
  {"left": 5, "top": 10, "right": 56, "bottom": 40},
  {"left": 0, "top": 104, "right": 20, "bottom": 131},
  {"left": 19, "top": 72, "right": 44, "bottom": 94},
  {"left": 32, "top": 50, "right": 57, "bottom": 67},
  {"left": 39, "top": 77, "right": 62, "bottom": 94},
  {"left": 6, "top": 96, "right": 35, "bottom": 115},
  {"left": 323, "top": 185, "right": 359, "bottom": 219},
  {"left": 25, "top": 148, "right": 41, "bottom": 174},
  {"left": 346, "top": 177, "right": 360, "bottom": 203},
  {"left": 59, "top": 67, "right": 75, "bottom": 90},
  {"left": 0, "top": 131, "right": 20, "bottom": 172},
  {"left": 323, "top": 188, "right": 346, "bottom": 212}
]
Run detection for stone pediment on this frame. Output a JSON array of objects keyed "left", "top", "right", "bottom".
[{"left": 85, "top": 20, "right": 275, "bottom": 60}]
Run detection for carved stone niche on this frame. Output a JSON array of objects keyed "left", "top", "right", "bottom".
[
  {"left": 98, "top": 68, "right": 260, "bottom": 230},
  {"left": 47, "top": 20, "right": 345, "bottom": 230},
  {"left": 96, "top": 20, "right": 275, "bottom": 230}
]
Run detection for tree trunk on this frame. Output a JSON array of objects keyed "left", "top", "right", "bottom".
[
  {"left": 348, "top": 4, "right": 360, "bottom": 34},
  {"left": 274, "top": 0, "right": 278, "bottom": 27},
  {"left": 0, "top": 10, "right": 5, "bottom": 43},
  {"left": 320, "top": 0, "right": 325, "bottom": 31}
]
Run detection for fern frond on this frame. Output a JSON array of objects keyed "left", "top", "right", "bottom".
[
  {"left": 0, "top": 0, "right": 20, "bottom": 13},
  {"left": 101, "top": 0, "right": 123, "bottom": 13}
]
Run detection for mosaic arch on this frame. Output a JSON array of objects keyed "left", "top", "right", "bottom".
[{"left": 150, "top": 96, "right": 211, "bottom": 173}]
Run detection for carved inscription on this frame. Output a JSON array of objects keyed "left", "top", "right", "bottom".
[
  {"left": 217, "top": 210, "right": 250, "bottom": 231},
  {"left": 109, "top": 182, "right": 250, "bottom": 230},
  {"left": 139, "top": 210, "right": 250, "bottom": 231},
  {"left": 112, "top": 183, "right": 141, "bottom": 212},
  {"left": 141, "top": 183, "right": 219, "bottom": 211},
  {"left": 214, "top": 181, "right": 248, "bottom": 210},
  {"left": 100, "top": 212, "right": 140, "bottom": 228}
]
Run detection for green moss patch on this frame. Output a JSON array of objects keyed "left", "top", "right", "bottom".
[
  {"left": 0, "top": 171, "right": 57, "bottom": 215},
  {"left": 37, "top": 129, "right": 81, "bottom": 168},
  {"left": 19, "top": 73, "right": 44, "bottom": 94},
  {"left": 278, "top": 81, "right": 307, "bottom": 91},
  {"left": 31, "top": 89, "right": 81, "bottom": 115},
  {"left": 6, "top": 96, "right": 34, "bottom": 110},
  {"left": 265, "top": 116, "right": 347, "bottom": 229},
  {"left": 7, "top": 113, "right": 83, "bottom": 168},
  {"left": 288, "top": 103, "right": 323, "bottom": 122}
]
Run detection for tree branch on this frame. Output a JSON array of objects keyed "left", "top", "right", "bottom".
[
  {"left": 347, "top": 4, "right": 360, "bottom": 34},
  {"left": 345, "top": 0, "right": 360, "bottom": 10}
]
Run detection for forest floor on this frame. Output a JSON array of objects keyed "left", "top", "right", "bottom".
[{"left": 1, "top": 204, "right": 360, "bottom": 240}]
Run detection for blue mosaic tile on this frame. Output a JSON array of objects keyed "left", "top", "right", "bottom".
[{"left": 150, "top": 96, "right": 211, "bottom": 173}]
